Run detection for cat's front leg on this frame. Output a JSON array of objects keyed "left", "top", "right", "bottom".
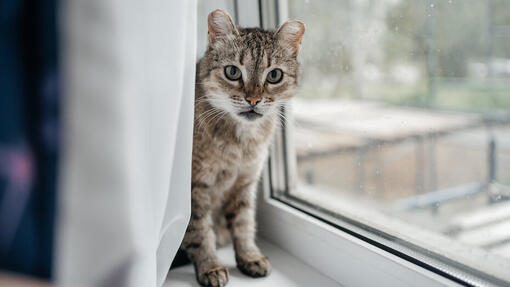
[
  {"left": 182, "top": 184, "right": 229, "bottom": 287},
  {"left": 224, "top": 180, "right": 272, "bottom": 278}
]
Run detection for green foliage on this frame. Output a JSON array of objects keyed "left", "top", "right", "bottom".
[{"left": 290, "top": 0, "right": 510, "bottom": 113}]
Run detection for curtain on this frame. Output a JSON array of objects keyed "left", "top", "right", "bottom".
[{"left": 56, "top": 1, "right": 196, "bottom": 286}]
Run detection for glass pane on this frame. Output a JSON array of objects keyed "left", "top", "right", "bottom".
[{"left": 285, "top": 0, "right": 510, "bottom": 284}]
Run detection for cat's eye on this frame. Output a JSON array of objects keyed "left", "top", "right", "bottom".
[
  {"left": 224, "top": 65, "right": 242, "bottom": 81},
  {"left": 266, "top": 68, "right": 283, "bottom": 84}
]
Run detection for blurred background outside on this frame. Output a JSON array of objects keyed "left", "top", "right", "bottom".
[{"left": 287, "top": 0, "right": 510, "bottom": 280}]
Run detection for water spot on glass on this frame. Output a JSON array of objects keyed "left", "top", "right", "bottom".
[
  {"left": 394, "top": 26, "right": 399, "bottom": 32},
  {"left": 430, "top": 3, "right": 435, "bottom": 8},
  {"left": 375, "top": 169, "right": 380, "bottom": 175}
]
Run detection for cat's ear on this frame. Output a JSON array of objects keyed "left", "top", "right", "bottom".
[
  {"left": 276, "top": 20, "right": 305, "bottom": 55},
  {"left": 208, "top": 9, "right": 239, "bottom": 44}
]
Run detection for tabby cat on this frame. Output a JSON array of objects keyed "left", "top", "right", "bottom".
[{"left": 180, "top": 9, "right": 305, "bottom": 287}]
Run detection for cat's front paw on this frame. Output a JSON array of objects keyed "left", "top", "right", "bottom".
[
  {"left": 197, "top": 266, "right": 229, "bottom": 287},
  {"left": 236, "top": 256, "right": 271, "bottom": 278}
]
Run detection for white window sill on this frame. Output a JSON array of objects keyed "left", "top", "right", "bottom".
[{"left": 165, "top": 239, "right": 342, "bottom": 287}]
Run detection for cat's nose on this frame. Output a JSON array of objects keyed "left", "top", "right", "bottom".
[{"left": 245, "top": 96, "right": 261, "bottom": 107}]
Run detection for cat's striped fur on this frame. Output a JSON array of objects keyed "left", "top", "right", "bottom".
[{"left": 180, "top": 9, "right": 304, "bottom": 287}]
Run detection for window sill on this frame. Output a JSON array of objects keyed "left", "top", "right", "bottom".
[
  {"left": 257, "top": 169, "right": 464, "bottom": 287},
  {"left": 165, "top": 239, "right": 341, "bottom": 287}
]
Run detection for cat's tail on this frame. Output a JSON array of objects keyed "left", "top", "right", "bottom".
[{"left": 170, "top": 249, "right": 191, "bottom": 269}]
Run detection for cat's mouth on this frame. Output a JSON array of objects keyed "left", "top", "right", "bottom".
[{"left": 238, "top": 109, "right": 263, "bottom": 121}]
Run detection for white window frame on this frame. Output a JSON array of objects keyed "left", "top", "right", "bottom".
[
  {"left": 257, "top": 179, "right": 460, "bottom": 287},
  {"left": 226, "top": 1, "right": 508, "bottom": 287}
]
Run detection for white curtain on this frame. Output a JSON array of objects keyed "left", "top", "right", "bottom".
[{"left": 56, "top": 1, "right": 196, "bottom": 286}]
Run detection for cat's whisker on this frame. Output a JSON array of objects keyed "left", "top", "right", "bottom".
[
  {"left": 275, "top": 108, "right": 299, "bottom": 130},
  {"left": 196, "top": 108, "right": 218, "bottom": 124},
  {"left": 196, "top": 108, "right": 224, "bottom": 132},
  {"left": 200, "top": 109, "right": 224, "bottom": 127},
  {"left": 210, "top": 110, "right": 229, "bottom": 128},
  {"left": 276, "top": 113, "right": 289, "bottom": 129},
  {"left": 275, "top": 101, "right": 303, "bottom": 129}
]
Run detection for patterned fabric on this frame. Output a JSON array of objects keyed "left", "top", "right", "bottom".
[{"left": 0, "top": 0, "right": 59, "bottom": 279}]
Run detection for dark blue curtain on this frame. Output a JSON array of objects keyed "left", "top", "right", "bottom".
[{"left": 0, "top": 0, "right": 59, "bottom": 280}]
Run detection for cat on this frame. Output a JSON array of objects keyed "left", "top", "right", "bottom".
[{"left": 180, "top": 9, "right": 304, "bottom": 287}]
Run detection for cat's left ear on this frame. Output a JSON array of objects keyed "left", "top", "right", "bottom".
[
  {"left": 208, "top": 9, "right": 239, "bottom": 45},
  {"left": 276, "top": 20, "right": 305, "bottom": 56}
]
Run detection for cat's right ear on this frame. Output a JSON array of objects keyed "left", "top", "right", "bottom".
[{"left": 208, "top": 9, "right": 239, "bottom": 45}]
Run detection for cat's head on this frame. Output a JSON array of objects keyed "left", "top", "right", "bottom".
[{"left": 199, "top": 9, "right": 305, "bottom": 124}]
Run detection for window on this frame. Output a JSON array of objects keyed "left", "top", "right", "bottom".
[{"left": 263, "top": 0, "right": 510, "bottom": 286}]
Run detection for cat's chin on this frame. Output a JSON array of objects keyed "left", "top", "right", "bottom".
[{"left": 238, "top": 110, "right": 263, "bottom": 121}]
